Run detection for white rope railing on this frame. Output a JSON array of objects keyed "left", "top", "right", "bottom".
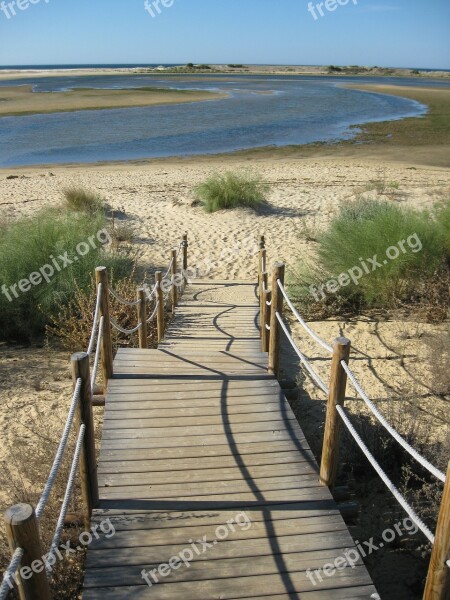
[
  {"left": 265, "top": 324, "right": 271, "bottom": 331},
  {"left": 46, "top": 425, "right": 85, "bottom": 576},
  {"left": 110, "top": 316, "right": 142, "bottom": 335},
  {"left": 146, "top": 301, "right": 159, "bottom": 324},
  {"left": 277, "top": 280, "right": 333, "bottom": 353},
  {"left": 90, "top": 316, "right": 104, "bottom": 393},
  {"left": 336, "top": 405, "right": 435, "bottom": 544},
  {"left": 35, "top": 378, "right": 82, "bottom": 521},
  {"left": 162, "top": 256, "right": 174, "bottom": 280},
  {"left": 108, "top": 286, "right": 141, "bottom": 307},
  {"left": 144, "top": 282, "right": 158, "bottom": 300},
  {"left": 341, "top": 361, "right": 446, "bottom": 482},
  {"left": 276, "top": 312, "right": 329, "bottom": 395},
  {"left": 87, "top": 284, "right": 102, "bottom": 356},
  {"left": 0, "top": 547, "right": 24, "bottom": 600}
]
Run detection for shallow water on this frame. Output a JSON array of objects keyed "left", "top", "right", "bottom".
[{"left": 0, "top": 74, "right": 441, "bottom": 167}]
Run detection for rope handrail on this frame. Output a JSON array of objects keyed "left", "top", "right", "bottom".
[
  {"left": 336, "top": 405, "right": 435, "bottom": 544},
  {"left": 341, "top": 360, "right": 446, "bottom": 482},
  {"left": 162, "top": 256, "right": 175, "bottom": 280},
  {"left": 46, "top": 424, "right": 85, "bottom": 576},
  {"left": 144, "top": 282, "right": 158, "bottom": 300},
  {"left": 108, "top": 285, "right": 141, "bottom": 307},
  {"left": 87, "top": 283, "right": 102, "bottom": 356},
  {"left": 277, "top": 280, "right": 333, "bottom": 353},
  {"left": 0, "top": 547, "right": 24, "bottom": 600},
  {"left": 110, "top": 316, "right": 142, "bottom": 335},
  {"left": 35, "top": 378, "right": 82, "bottom": 521},
  {"left": 276, "top": 312, "right": 329, "bottom": 395},
  {"left": 90, "top": 316, "right": 104, "bottom": 393},
  {"left": 146, "top": 301, "right": 159, "bottom": 324}
]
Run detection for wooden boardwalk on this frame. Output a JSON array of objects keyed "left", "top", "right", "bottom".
[{"left": 83, "top": 280, "right": 378, "bottom": 599}]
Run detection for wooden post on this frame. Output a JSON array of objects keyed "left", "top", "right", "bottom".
[
  {"left": 259, "top": 235, "right": 266, "bottom": 250},
  {"left": 4, "top": 503, "right": 51, "bottom": 600},
  {"left": 423, "top": 462, "right": 450, "bottom": 600},
  {"left": 262, "top": 289, "right": 271, "bottom": 353},
  {"left": 155, "top": 271, "right": 164, "bottom": 343},
  {"left": 258, "top": 249, "right": 266, "bottom": 337},
  {"left": 95, "top": 267, "right": 113, "bottom": 390},
  {"left": 268, "top": 262, "right": 285, "bottom": 377},
  {"left": 137, "top": 288, "right": 148, "bottom": 349},
  {"left": 171, "top": 249, "right": 178, "bottom": 312},
  {"left": 71, "top": 352, "right": 99, "bottom": 527},
  {"left": 319, "top": 337, "right": 351, "bottom": 488},
  {"left": 182, "top": 234, "right": 188, "bottom": 288}
]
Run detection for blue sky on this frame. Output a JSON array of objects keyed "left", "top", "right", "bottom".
[{"left": 0, "top": 0, "right": 449, "bottom": 68}]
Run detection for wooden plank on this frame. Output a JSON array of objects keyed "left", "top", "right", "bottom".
[
  {"left": 98, "top": 487, "right": 333, "bottom": 511},
  {"left": 102, "top": 400, "right": 292, "bottom": 416},
  {"left": 100, "top": 431, "right": 310, "bottom": 451},
  {"left": 85, "top": 528, "right": 353, "bottom": 568},
  {"left": 90, "top": 501, "right": 341, "bottom": 530},
  {"left": 100, "top": 440, "right": 315, "bottom": 462},
  {"left": 99, "top": 476, "right": 326, "bottom": 501},
  {"left": 82, "top": 567, "right": 374, "bottom": 599},
  {"left": 84, "top": 549, "right": 365, "bottom": 588},
  {"left": 101, "top": 417, "right": 304, "bottom": 439},
  {"left": 102, "top": 412, "right": 298, "bottom": 430},
  {"left": 97, "top": 451, "right": 317, "bottom": 474},
  {"left": 89, "top": 514, "right": 348, "bottom": 550},
  {"left": 98, "top": 462, "right": 318, "bottom": 487}
]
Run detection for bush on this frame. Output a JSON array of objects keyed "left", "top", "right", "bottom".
[
  {"left": 63, "top": 186, "right": 104, "bottom": 214},
  {"left": 0, "top": 208, "right": 132, "bottom": 341},
  {"left": 293, "top": 198, "right": 450, "bottom": 315},
  {"left": 194, "top": 171, "right": 269, "bottom": 213}
]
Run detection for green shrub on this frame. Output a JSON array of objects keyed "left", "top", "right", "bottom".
[
  {"left": 293, "top": 198, "right": 449, "bottom": 315},
  {"left": 0, "top": 208, "right": 132, "bottom": 340},
  {"left": 194, "top": 171, "right": 269, "bottom": 213},
  {"left": 63, "top": 186, "right": 104, "bottom": 214}
]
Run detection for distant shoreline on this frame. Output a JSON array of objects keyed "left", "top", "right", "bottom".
[{"left": 1, "top": 64, "right": 450, "bottom": 82}]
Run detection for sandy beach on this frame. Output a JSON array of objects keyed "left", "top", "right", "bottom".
[
  {"left": 0, "top": 85, "right": 226, "bottom": 117},
  {"left": 1, "top": 156, "right": 449, "bottom": 483}
]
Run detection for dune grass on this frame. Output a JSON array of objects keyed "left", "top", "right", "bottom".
[
  {"left": 194, "top": 171, "right": 269, "bottom": 213},
  {"left": 0, "top": 207, "right": 132, "bottom": 341},
  {"left": 63, "top": 186, "right": 104, "bottom": 214},
  {"left": 293, "top": 198, "right": 450, "bottom": 317}
]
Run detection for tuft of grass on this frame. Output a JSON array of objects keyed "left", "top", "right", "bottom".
[
  {"left": 0, "top": 207, "right": 132, "bottom": 341},
  {"left": 292, "top": 198, "right": 450, "bottom": 316},
  {"left": 63, "top": 186, "right": 104, "bottom": 215},
  {"left": 194, "top": 171, "right": 269, "bottom": 213}
]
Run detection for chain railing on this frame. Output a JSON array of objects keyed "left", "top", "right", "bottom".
[
  {"left": 1, "top": 234, "right": 189, "bottom": 600},
  {"left": 257, "top": 235, "right": 449, "bottom": 600}
]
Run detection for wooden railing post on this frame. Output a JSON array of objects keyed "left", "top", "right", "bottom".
[
  {"left": 155, "top": 271, "right": 164, "bottom": 343},
  {"left": 95, "top": 267, "right": 113, "bottom": 389},
  {"left": 259, "top": 235, "right": 266, "bottom": 250},
  {"left": 171, "top": 249, "right": 178, "bottom": 312},
  {"left": 137, "top": 288, "right": 148, "bottom": 349},
  {"left": 268, "top": 262, "right": 285, "bottom": 377},
  {"left": 423, "top": 462, "right": 450, "bottom": 600},
  {"left": 4, "top": 503, "right": 51, "bottom": 600},
  {"left": 319, "top": 337, "right": 351, "bottom": 488},
  {"left": 182, "top": 234, "right": 188, "bottom": 289},
  {"left": 71, "top": 352, "right": 99, "bottom": 528},
  {"left": 262, "top": 289, "right": 271, "bottom": 353},
  {"left": 258, "top": 249, "right": 267, "bottom": 338}
]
